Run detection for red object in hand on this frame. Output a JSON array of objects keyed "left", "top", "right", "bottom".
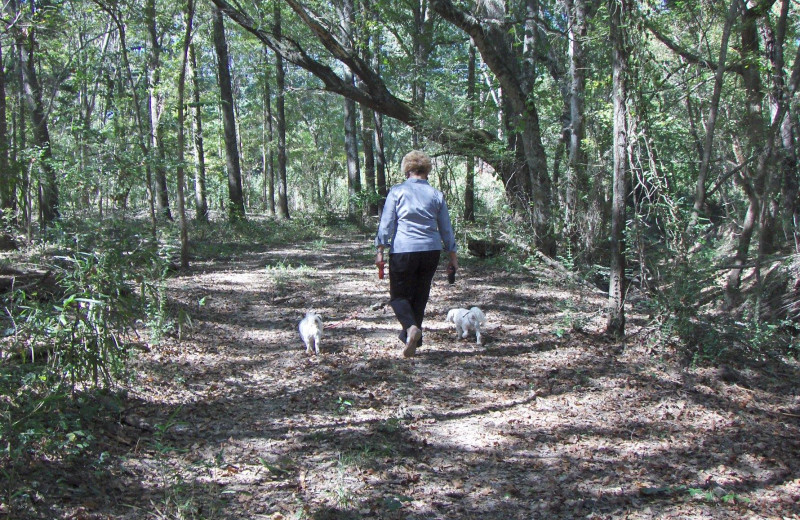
[{"left": 377, "top": 261, "right": 386, "bottom": 279}]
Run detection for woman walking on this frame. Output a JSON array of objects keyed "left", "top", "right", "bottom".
[{"left": 374, "top": 150, "right": 458, "bottom": 357}]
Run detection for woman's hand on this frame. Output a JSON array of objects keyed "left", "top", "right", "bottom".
[
  {"left": 375, "top": 249, "right": 385, "bottom": 266},
  {"left": 448, "top": 251, "right": 458, "bottom": 271}
]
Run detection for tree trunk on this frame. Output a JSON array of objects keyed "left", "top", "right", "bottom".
[
  {"left": 145, "top": 0, "right": 172, "bottom": 221},
  {"left": 0, "top": 42, "right": 12, "bottom": 217},
  {"left": 176, "top": 0, "right": 194, "bottom": 268},
  {"left": 13, "top": 4, "right": 58, "bottom": 227},
  {"left": 411, "top": 0, "right": 432, "bottom": 148},
  {"left": 464, "top": 44, "right": 476, "bottom": 222},
  {"left": 564, "top": 0, "right": 588, "bottom": 237},
  {"left": 262, "top": 45, "right": 276, "bottom": 215},
  {"left": 362, "top": 103, "right": 377, "bottom": 217},
  {"left": 339, "top": 0, "right": 361, "bottom": 221},
  {"left": 189, "top": 44, "right": 209, "bottom": 222},
  {"left": 689, "top": 0, "right": 738, "bottom": 229},
  {"left": 607, "top": 0, "right": 628, "bottom": 338},
  {"left": 371, "top": 28, "right": 387, "bottom": 218},
  {"left": 95, "top": 0, "right": 157, "bottom": 235},
  {"left": 212, "top": 6, "right": 246, "bottom": 221},
  {"left": 274, "top": 4, "right": 290, "bottom": 219},
  {"left": 725, "top": 2, "right": 771, "bottom": 306}
]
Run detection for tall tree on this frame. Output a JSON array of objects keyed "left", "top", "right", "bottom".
[
  {"left": 724, "top": 1, "right": 772, "bottom": 307},
  {"left": 410, "top": 0, "right": 434, "bottom": 148},
  {"left": 0, "top": 42, "right": 12, "bottom": 218},
  {"left": 274, "top": 3, "right": 290, "bottom": 219},
  {"left": 371, "top": 20, "right": 387, "bottom": 217},
  {"left": 564, "top": 0, "right": 588, "bottom": 237},
  {"left": 688, "top": 0, "right": 738, "bottom": 229},
  {"left": 95, "top": 0, "right": 157, "bottom": 234},
  {"left": 145, "top": 0, "right": 172, "bottom": 220},
  {"left": 464, "top": 43, "right": 476, "bottom": 222},
  {"left": 362, "top": 103, "right": 377, "bottom": 216},
  {"left": 338, "top": 0, "right": 361, "bottom": 220},
  {"left": 189, "top": 43, "right": 209, "bottom": 222},
  {"left": 7, "top": 0, "right": 59, "bottom": 227},
  {"left": 176, "top": 0, "right": 194, "bottom": 267},
  {"left": 607, "top": 0, "right": 629, "bottom": 337},
  {"left": 262, "top": 45, "right": 275, "bottom": 215},
  {"left": 212, "top": 5, "right": 246, "bottom": 220}
]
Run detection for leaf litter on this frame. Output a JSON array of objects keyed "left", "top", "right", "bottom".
[{"left": 15, "top": 235, "right": 800, "bottom": 519}]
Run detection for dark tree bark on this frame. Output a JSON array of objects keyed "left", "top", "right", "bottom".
[
  {"left": 274, "top": 4, "right": 290, "bottom": 219},
  {"left": 262, "top": 45, "right": 276, "bottom": 215},
  {"left": 8, "top": 0, "right": 58, "bottom": 227},
  {"left": 0, "top": 42, "right": 12, "bottom": 216},
  {"left": 337, "top": 0, "right": 361, "bottom": 220},
  {"left": 689, "top": 0, "right": 738, "bottom": 228},
  {"left": 176, "top": 0, "right": 194, "bottom": 268},
  {"left": 564, "top": 0, "right": 587, "bottom": 236},
  {"left": 371, "top": 26, "right": 387, "bottom": 218},
  {"left": 410, "top": 0, "right": 433, "bottom": 148},
  {"left": 212, "top": 6, "right": 246, "bottom": 221},
  {"left": 607, "top": 0, "right": 629, "bottom": 338},
  {"left": 362, "top": 103, "right": 377, "bottom": 217},
  {"left": 725, "top": 1, "right": 773, "bottom": 307},
  {"left": 464, "top": 44, "right": 476, "bottom": 222},
  {"left": 145, "top": 0, "right": 172, "bottom": 220},
  {"left": 190, "top": 44, "right": 209, "bottom": 222}
]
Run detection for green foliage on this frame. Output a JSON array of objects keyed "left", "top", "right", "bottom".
[
  {"left": 5, "top": 223, "right": 166, "bottom": 387},
  {"left": 0, "top": 218, "right": 170, "bottom": 510}
]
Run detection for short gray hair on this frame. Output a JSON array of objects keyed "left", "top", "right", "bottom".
[{"left": 401, "top": 150, "right": 432, "bottom": 177}]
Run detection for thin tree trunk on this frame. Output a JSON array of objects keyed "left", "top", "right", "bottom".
[
  {"left": 274, "top": 4, "right": 290, "bottom": 219},
  {"left": 10, "top": 0, "right": 58, "bottom": 227},
  {"left": 0, "top": 42, "right": 11, "bottom": 216},
  {"left": 176, "top": 0, "right": 194, "bottom": 268},
  {"left": 689, "top": 0, "right": 738, "bottom": 228},
  {"left": 464, "top": 44, "right": 476, "bottom": 222},
  {"left": 14, "top": 41, "right": 30, "bottom": 237},
  {"left": 564, "top": 0, "right": 587, "bottom": 237},
  {"left": 338, "top": 0, "right": 361, "bottom": 220},
  {"left": 212, "top": 6, "right": 246, "bottom": 221},
  {"left": 362, "top": 103, "right": 377, "bottom": 217},
  {"left": 94, "top": 0, "right": 157, "bottom": 235},
  {"left": 607, "top": 0, "right": 628, "bottom": 338},
  {"left": 190, "top": 43, "right": 208, "bottom": 222},
  {"left": 371, "top": 29, "right": 387, "bottom": 218},
  {"left": 262, "top": 45, "right": 275, "bottom": 214},
  {"left": 145, "top": 0, "right": 172, "bottom": 221},
  {"left": 725, "top": 2, "right": 769, "bottom": 307},
  {"left": 411, "top": 0, "right": 431, "bottom": 148}
]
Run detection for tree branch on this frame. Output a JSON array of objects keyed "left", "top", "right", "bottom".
[{"left": 645, "top": 19, "right": 745, "bottom": 76}]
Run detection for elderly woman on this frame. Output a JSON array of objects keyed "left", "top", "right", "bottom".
[{"left": 375, "top": 150, "right": 458, "bottom": 357}]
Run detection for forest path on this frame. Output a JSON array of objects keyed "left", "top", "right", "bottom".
[{"left": 94, "top": 235, "right": 800, "bottom": 519}]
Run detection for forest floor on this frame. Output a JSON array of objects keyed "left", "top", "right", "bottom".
[{"left": 9, "top": 231, "right": 800, "bottom": 519}]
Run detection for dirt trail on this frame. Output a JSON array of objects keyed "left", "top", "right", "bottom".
[{"left": 46, "top": 236, "right": 800, "bottom": 519}]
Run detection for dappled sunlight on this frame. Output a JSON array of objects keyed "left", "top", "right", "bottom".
[{"left": 39, "top": 234, "right": 798, "bottom": 519}]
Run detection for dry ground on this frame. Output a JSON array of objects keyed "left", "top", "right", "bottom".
[{"left": 13, "top": 234, "right": 800, "bottom": 519}]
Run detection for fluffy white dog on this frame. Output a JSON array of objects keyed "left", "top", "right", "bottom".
[
  {"left": 446, "top": 306, "right": 486, "bottom": 345},
  {"left": 298, "top": 312, "right": 323, "bottom": 355}
]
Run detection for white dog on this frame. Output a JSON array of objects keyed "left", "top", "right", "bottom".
[
  {"left": 446, "top": 306, "right": 486, "bottom": 345},
  {"left": 298, "top": 312, "right": 323, "bottom": 355}
]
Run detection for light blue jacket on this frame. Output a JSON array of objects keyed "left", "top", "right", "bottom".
[{"left": 375, "top": 178, "right": 457, "bottom": 254}]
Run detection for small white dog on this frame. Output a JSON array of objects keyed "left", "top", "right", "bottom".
[
  {"left": 298, "top": 312, "right": 323, "bottom": 355},
  {"left": 446, "top": 306, "right": 486, "bottom": 345}
]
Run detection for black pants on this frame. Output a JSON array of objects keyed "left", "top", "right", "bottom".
[{"left": 389, "top": 250, "right": 441, "bottom": 340}]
